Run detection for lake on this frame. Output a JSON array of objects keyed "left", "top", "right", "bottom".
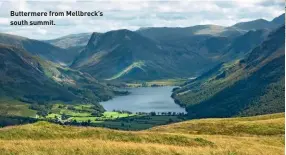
[{"left": 100, "top": 86, "right": 186, "bottom": 113}]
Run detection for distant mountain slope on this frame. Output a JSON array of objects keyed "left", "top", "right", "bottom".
[
  {"left": 136, "top": 25, "right": 243, "bottom": 42},
  {"left": 221, "top": 29, "right": 270, "bottom": 60},
  {"left": 45, "top": 33, "right": 92, "bottom": 49},
  {"left": 172, "top": 25, "right": 285, "bottom": 118},
  {"left": 230, "top": 13, "right": 284, "bottom": 31},
  {"left": 0, "top": 44, "right": 115, "bottom": 105},
  {"left": 71, "top": 29, "right": 212, "bottom": 80},
  {"left": 271, "top": 13, "right": 285, "bottom": 25},
  {"left": 0, "top": 33, "right": 72, "bottom": 64},
  {"left": 44, "top": 33, "right": 94, "bottom": 64},
  {"left": 137, "top": 14, "right": 283, "bottom": 45}
]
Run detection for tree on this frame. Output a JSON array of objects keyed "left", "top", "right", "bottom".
[
  {"left": 62, "top": 113, "right": 69, "bottom": 120},
  {"left": 150, "top": 112, "right": 156, "bottom": 116}
]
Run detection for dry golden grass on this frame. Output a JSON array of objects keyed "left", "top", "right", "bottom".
[
  {"left": 150, "top": 113, "right": 285, "bottom": 136},
  {"left": 0, "top": 113, "right": 284, "bottom": 155},
  {"left": 0, "top": 136, "right": 283, "bottom": 155}
]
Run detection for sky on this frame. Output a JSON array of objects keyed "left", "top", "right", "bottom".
[{"left": 0, "top": 0, "right": 284, "bottom": 40}]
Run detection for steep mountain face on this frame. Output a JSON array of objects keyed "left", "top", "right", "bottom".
[
  {"left": 71, "top": 29, "right": 212, "bottom": 81},
  {"left": 230, "top": 13, "right": 284, "bottom": 31},
  {"left": 0, "top": 44, "right": 116, "bottom": 105},
  {"left": 172, "top": 25, "right": 285, "bottom": 118},
  {"left": 0, "top": 33, "right": 72, "bottom": 64},
  {"left": 221, "top": 29, "right": 270, "bottom": 60}
]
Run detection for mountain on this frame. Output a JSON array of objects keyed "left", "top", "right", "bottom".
[
  {"left": 172, "top": 25, "right": 285, "bottom": 118},
  {"left": 0, "top": 44, "right": 75, "bottom": 102},
  {"left": 221, "top": 29, "right": 270, "bottom": 60},
  {"left": 71, "top": 29, "right": 213, "bottom": 81},
  {"left": 44, "top": 33, "right": 93, "bottom": 64},
  {"left": 70, "top": 25, "right": 272, "bottom": 81},
  {"left": 230, "top": 13, "right": 284, "bottom": 31},
  {"left": 45, "top": 33, "right": 92, "bottom": 49},
  {"left": 271, "top": 13, "right": 285, "bottom": 25},
  {"left": 0, "top": 44, "right": 117, "bottom": 110},
  {"left": 136, "top": 25, "right": 243, "bottom": 42},
  {"left": 0, "top": 33, "right": 73, "bottom": 64}
]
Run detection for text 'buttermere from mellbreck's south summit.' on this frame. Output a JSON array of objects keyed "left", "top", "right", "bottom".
[{"left": 10, "top": 11, "right": 103, "bottom": 26}]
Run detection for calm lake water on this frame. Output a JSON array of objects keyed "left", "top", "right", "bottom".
[{"left": 100, "top": 86, "right": 186, "bottom": 113}]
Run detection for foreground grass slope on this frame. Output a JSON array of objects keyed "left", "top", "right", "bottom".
[
  {"left": 151, "top": 113, "right": 285, "bottom": 136},
  {"left": 0, "top": 113, "right": 284, "bottom": 155}
]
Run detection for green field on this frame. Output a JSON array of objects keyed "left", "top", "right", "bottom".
[
  {"left": 125, "top": 78, "right": 188, "bottom": 87},
  {"left": 0, "top": 98, "right": 37, "bottom": 117},
  {"left": 34, "top": 103, "right": 185, "bottom": 130},
  {"left": 0, "top": 99, "right": 186, "bottom": 130}
]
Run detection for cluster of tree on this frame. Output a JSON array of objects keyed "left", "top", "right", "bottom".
[
  {"left": 135, "top": 111, "right": 186, "bottom": 116},
  {"left": 0, "top": 116, "right": 37, "bottom": 127},
  {"left": 110, "top": 110, "right": 186, "bottom": 116},
  {"left": 29, "top": 103, "right": 52, "bottom": 117},
  {"left": 112, "top": 110, "right": 132, "bottom": 114},
  {"left": 150, "top": 84, "right": 163, "bottom": 87},
  {"left": 48, "top": 118, "right": 93, "bottom": 127}
]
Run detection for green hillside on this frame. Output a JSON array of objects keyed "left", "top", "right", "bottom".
[
  {"left": 0, "top": 33, "right": 74, "bottom": 64},
  {"left": 0, "top": 44, "right": 120, "bottom": 120},
  {"left": 0, "top": 113, "right": 284, "bottom": 155},
  {"left": 172, "top": 25, "right": 285, "bottom": 118}
]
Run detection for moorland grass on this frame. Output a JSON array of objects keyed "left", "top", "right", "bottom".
[
  {"left": 0, "top": 113, "right": 284, "bottom": 155},
  {"left": 151, "top": 113, "right": 285, "bottom": 136}
]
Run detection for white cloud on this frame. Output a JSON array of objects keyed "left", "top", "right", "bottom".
[
  {"left": 0, "top": 0, "right": 284, "bottom": 39},
  {"left": 0, "top": 18, "right": 9, "bottom": 24},
  {"left": 36, "top": 28, "right": 47, "bottom": 35}
]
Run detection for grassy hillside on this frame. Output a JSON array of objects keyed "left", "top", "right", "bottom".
[
  {"left": 0, "top": 44, "right": 127, "bottom": 123},
  {"left": 0, "top": 44, "right": 116, "bottom": 103},
  {"left": 151, "top": 113, "right": 284, "bottom": 136},
  {"left": 0, "top": 44, "right": 77, "bottom": 103},
  {"left": 0, "top": 113, "right": 284, "bottom": 155}
]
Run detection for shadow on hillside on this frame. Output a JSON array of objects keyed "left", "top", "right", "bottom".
[
  {"left": 0, "top": 116, "right": 37, "bottom": 127},
  {"left": 0, "top": 114, "right": 188, "bottom": 131},
  {"left": 63, "top": 114, "right": 188, "bottom": 131}
]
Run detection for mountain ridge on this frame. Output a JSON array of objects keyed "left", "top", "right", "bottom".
[{"left": 0, "top": 33, "right": 73, "bottom": 64}]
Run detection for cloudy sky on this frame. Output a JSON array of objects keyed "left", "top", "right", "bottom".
[{"left": 0, "top": 0, "right": 284, "bottom": 39}]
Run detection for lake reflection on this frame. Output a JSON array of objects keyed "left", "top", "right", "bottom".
[{"left": 100, "top": 86, "right": 186, "bottom": 113}]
